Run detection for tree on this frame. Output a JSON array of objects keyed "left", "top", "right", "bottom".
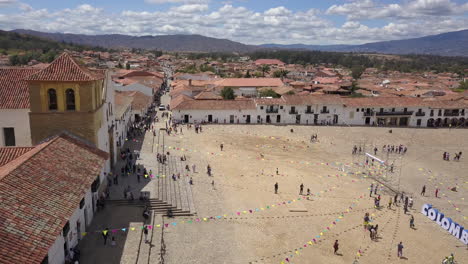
[
  {"left": 259, "top": 65, "right": 271, "bottom": 77},
  {"left": 117, "top": 62, "right": 123, "bottom": 68},
  {"left": 456, "top": 80, "right": 468, "bottom": 91},
  {"left": 258, "top": 89, "right": 280, "bottom": 98},
  {"left": 351, "top": 66, "right": 365, "bottom": 80},
  {"left": 244, "top": 70, "right": 251, "bottom": 78},
  {"left": 220, "top": 87, "right": 235, "bottom": 100},
  {"left": 126, "top": 63, "right": 130, "bottom": 70},
  {"left": 9, "top": 55, "right": 20, "bottom": 65},
  {"left": 273, "top": 69, "right": 290, "bottom": 79}
]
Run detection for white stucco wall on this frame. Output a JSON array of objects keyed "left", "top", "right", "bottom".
[
  {"left": 172, "top": 103, "right": 468, "bottom": 128},
  {"left": 47, "top": 187, "right": 95, "bottom": 264},
  {"left": 0, "top": 109, "right": 31, "bottom": 147}
]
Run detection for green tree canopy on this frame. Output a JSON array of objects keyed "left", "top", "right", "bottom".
[
  {"left": 221, "top": 87, "right": 235, "bottom": 100},
  {"left": 456, "top": 80, "right": 468, "bottom": 91},
  {"left": 258, "top": 89, "right": 280, "bottom": 98},
  {"left": 273, "top": 69, "right": 290, "bottom": 78},
  {"left": 351, "top": 66, "right": 365, "bottom": 79},
  {"left": 259, "top": 65, "right": 271, "bottom": 77}
]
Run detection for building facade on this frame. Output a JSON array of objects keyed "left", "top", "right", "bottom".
[{"left": 171, "top": 95, "right": 468, "bottom": 128}]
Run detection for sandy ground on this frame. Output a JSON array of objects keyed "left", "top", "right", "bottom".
[
  {"left": 78, "top": 93, "right": 467, "bottom": 264},
  {"left": 158, "top": 122, "right": 467, "bottom": 264}
]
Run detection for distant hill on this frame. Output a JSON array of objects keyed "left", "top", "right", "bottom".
[
  {"left": 10, "top": 29, "right": 468, "bottom": 56},
  {"left": 0, "top": 30, "right": 100, "bottom": 53},
  {"left": 12, "top": 29, "right": 260, "bottom": 53},
  {"left": 0, "top": 30, "right": 107, "bottom": 65},
  {"left": 261, "top": 29, "right": 468, "bottom": 57}
]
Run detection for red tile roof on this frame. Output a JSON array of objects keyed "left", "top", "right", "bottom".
[
  {"left": 0, "top": 68, "right": 39, "bottom": 109},
  {"left": 0, "top": 147, "right": 34, "bottom": 167},
  {"left": 0, "top": 133, "right": 108, "bottom": 264},
  {"left": 172, "top": 98, "right": 256, "bottom": 110},
  {"left": 218, "top": 78, "right": 284, "bottom": 88},
  {"left": 254, "top": 59, "right": 285, "bottom": 66},
  {"left": 116, "top": 91, "right": 153, "bottom": 111},
  {"left": 194, "top": 90, "right": 222, "bottom": 100},
  {"left": 25, "top": 52, "right": 104, "bottom": 82}
]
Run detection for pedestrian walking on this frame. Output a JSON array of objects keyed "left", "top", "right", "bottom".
[
  {"left": 275, "top": 182, "right": 278, "bottom": 194},
  {"left": 220, "top": 144, "right": 223, "bottom": 151},
  {"left": 333, "top": 240, "right": 339, "bottom": 255},
  {"left": 189, "top": 177, "right": 193, "bottom": 185},
  {"left": 276, "top": 168, "right": 279, "bottom": 175},
  {"left": 421, "top": 185, "right": 426, "bottom": 196},
  {"left": 192, "top": 164, "right": 196, "bottom": 173},
  {"left": 397, "top": 242, "right": 404, "bottom": 258},
  {"left": 435, "top": 188, "right": 439, "bottom": 198},
  {"left": 211, "top": 180, "right": 215, "bottom": 189},
  {"left": 374, "top": 185, "right": 378, "bottom": 195},
  {"left": 410, "top": 215, "right": 415, "bottom": 229},
  {"left": 143, "top": 225, "right": 149, "bottom": 243},
  {"left": 388, "top": 197, "right": 392, "bottom": 209},
  {"left": 370, "top": 183, "right": 374, "bottom": 197},
  {"left": 111, "top": 236, "right": 116, "bottom": 247},
  {"left": 299, "top": 183, "right": 304, "bottom": 195},
  {"left": 102, "top": 228, "right": 109, "bottom": 245}
]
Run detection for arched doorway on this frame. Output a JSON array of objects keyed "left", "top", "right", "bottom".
[
  {"left": 443, "top": 118, "right": 450, "bottom": 127},
  {"left": 427, "top": 118, "right": 435, "bottom": 127},
  {"left": 459, "top": 118, "right": 465, "bottom": 127},
  {"left": 451, "top": 118, "right": 458, "bottom": 127},
  {"left": 435, "top": 118, "right": 442, "bottom": 127}
]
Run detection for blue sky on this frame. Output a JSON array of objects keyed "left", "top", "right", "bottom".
[{"left": 0, "top": 0, "right": 467, "bottom": 44}]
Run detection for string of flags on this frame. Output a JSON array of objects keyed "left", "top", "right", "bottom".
[
  {"left": 80, "top": 173, "right": 365, "bottom": 237},
  {"left": 277, "top": 193, "right": 367, "bottom": 264},
  {"left": 80, "top": 196, "right": 310, "bottom": 237}
]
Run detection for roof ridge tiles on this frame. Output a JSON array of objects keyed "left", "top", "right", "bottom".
[{"left": 24, "top": 52, "right": 104, "bottom": 82}]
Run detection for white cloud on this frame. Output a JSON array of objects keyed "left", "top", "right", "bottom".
[
  {"left": 327, "top": 0, "right": 468, "bottom": 20},
  {"left": 170, "top": 4, "right": 208, "bottom": 13},
  {"left": 264, "top": 6, "right": 291, "bottom": 16},
  {"left": 0, "top": 2, "right": 467, "bottom": 45}
]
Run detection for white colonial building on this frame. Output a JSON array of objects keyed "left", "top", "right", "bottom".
[{"left": 171, "top": 94, "right": 468, "bottom": 128}]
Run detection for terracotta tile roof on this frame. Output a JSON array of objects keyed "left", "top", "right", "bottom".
[
  {"left": 254, "top": 59, "right": 285, "bottom": 65},
  {"left": 25, "top": 52, "right": 104, "bottom": 82},
  {"left": 114, "top": 92, "right": 133, "bottom": 119},
  {"left": 117, "top": 91, "right": 153, "bottom": 111},
  {"left": 282, "top": 94, "right": 345, "bottom": 105},
  {"left": 170, "top": 94, "right": 194, "bottom": 109},
  {"left": 0, "top": 147, "right": 34, "bottom": 167},
  {"left": 342, "top": 97, "right": 422, "bottom": 107},
  {"left": 0, "top": 133, "right": 108, "bottom": 264},
  {"left": 194, "top": 90, "right": 222, "bottom": 100},
  {"left": 0, "top": 68, "right": 39, "bottom": 109},
  {"left": 172, "top": 98, "right": 256, "bottom": 110},
  {"left": 218, "top": 78, "right": 284, "bottom": 88},
  {"left": 313, "top": 77, "right": 339, "bottom": 84},
  {"left": 254, "top": 97, "right": 287, "bottom": 105}
]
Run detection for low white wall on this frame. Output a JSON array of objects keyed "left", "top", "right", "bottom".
[{"left": 0, "top": 109, "right": 31, "bottom": 146}]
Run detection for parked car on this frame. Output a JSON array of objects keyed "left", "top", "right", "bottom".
[{"left": 159, "top": 105, "right": 166, "bottom": 111}]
